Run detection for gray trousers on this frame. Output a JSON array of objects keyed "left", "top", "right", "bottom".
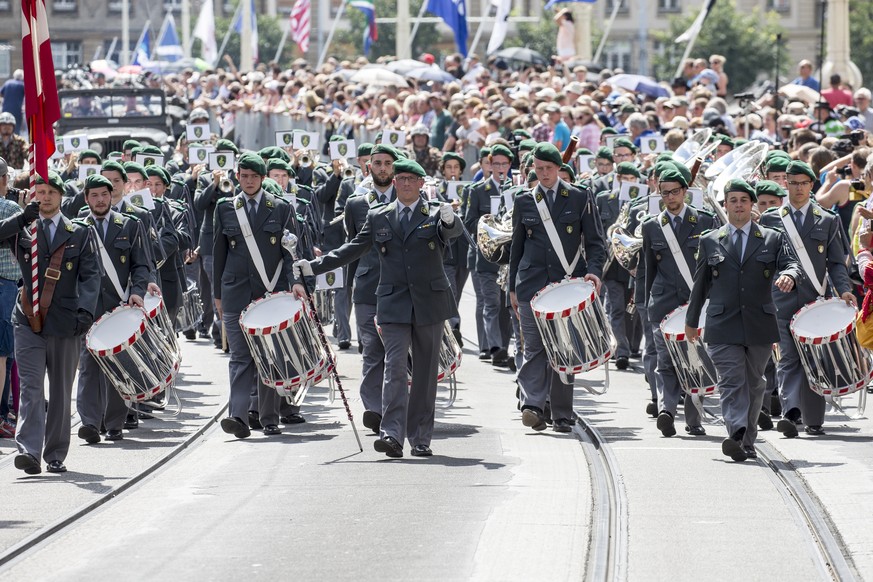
[
  {"left": 776, "top": 317, "right": 826, "bottom": 426},
  {"left": 510, "top": 308, "right": 523, "bottom": 370},
  {"left": 332, "top": 284, "right": 352, "bottom": 343},
  {"left": 222, "top": 311, "right": 281, "bottom": 426},
  {"left": 202, "top": 255, "right": 218, "bottom": 335},
  {"left": 444, "top": 264, "right": 461, "bottom": 328},
  {"left": 603, "top": 279, "right": 630, "bottom": 358},
  {"left": 761, "top": 356, "right": 777, "bottom": 414},
  {"left": 471, "top": 271, "right": 504, "bottom": 352},
  {"left": 517, "top": 303, "right": 573, "bottom": 421},
  {"left": 14, "top": 324, "right": 80, "bottom": 463},
  {"left": 651, "top": 322, "right": 701, "bottom": 426},
  {"left": 76, "top": 339, "right": 128, "bottom": 431},
  {"left": 355, "top": 302, "right": 384, "bottom": 414},
  {"left": 636, "top": 303, "right": 660, "bottom": 402},
  {"left": 379, "top": 320, "right": 442, "bottom": 447},
  {"left": 708, "top": 343, "right": 771, "bottom": 447}
]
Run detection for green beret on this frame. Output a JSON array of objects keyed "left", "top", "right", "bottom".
[
  {"left": 261, "top": 177, "right": 283, "bottom": 197},
  {"left": 78, "top": 149, "right": 102, "bottom": 163},
  {"left": 527, "top": 170, "right": 538, "bottom": 184},
  {"left": 532, "top": 142, "right": 562, "bottom": 166},
  {"left": 766, "top": 150, "right": 791, "bottom": 161},
  {"left": 513, "top": 129, "right": 533, "bottom": 139},
  {"left": 669, "top": 161, "right": 692, "bottom": 187},
  {"left": 601, "top": 127, "right": 618, "bottom": 136},
  {"left": 755, "top": 180, "right": 786, "bottom": 199},
  {"left": 765, "top": 156, "right": 790, "bottom": 174},
  {"left": 215, "top": 139, "right": 240, "bottom": 154},
  {"left": 396, "top": 150, "right": 410, "bottom": 159},
  {"left": 521, "top": 152, "right": 533, "bottom": 167},
  {"left": 392, "top": 158, "right": 426, "bottom": 177},
  {"left": 519, "top": 139, "right": 537, "bottom": 152},
  {"left": 357, "top": 142, "right": 374, "bottom": 157},
  {"left": 145, "top": 166, "right": 171, "bottom": 185},
  {"left": 139, "top": 144, "right": 163, "bottom": 156},
  {"left": 786, "top": 160, "right": 816, "bottom": 181},
  {"left": 655, "top": 152, "right": 675, "bottom": 164},
  {"left": 576, "top": 148, "right": 593, "bottom": 157},
  {"left": 122, "top": 139, "right": 141, "bottom": 151},
  {"left": 129, "top": 146, "right": 145, "bottom": 158},
  {"left": 329, "top": 135, "right": 346, "bottom": 142},
  {"left": 478, "top": 147, "right": 492, "bottom": 160},
  {"left": 374, "top": 131, "right": 383, "bottom": 144},
  {"left": 441, "top": 152, "right": 466, "bottom": 171},
  {"left": 490, "top": 144, "right": 514, "bottom": 161},
  {"left": 560, "top": 163, "right": 576, "bottom": 183},
  {"left": 615, "top": 161, "right": 640, "bottom": 178},
  {"left": 101, "top": 160, "right": 127, "bottom": 182},
  {"left": 258, "top": 146, "right": 291, "bottom": 163},
  {"left": 371, "top": 144, "right": 399, "bottom": 160},
  {"left": 613, "top": 137, "right": 636, "bottom": 153},
  {"left": 266, "top": 158, "right": 294, "bottom": 175},
  {"left": 36, "top": 171, "right": 65, "bottom": 193},
  {"left": 238, "top": 152, "right": 267, "bottom": 176},
  {"left": 657, "top": 165, "right": 688, "bottom": 188},
  {"left": 596, "top": 146, "right": 613, "bottom": 161},
  {"left": 717, "top": 135, "right": 735, "bottom": 148},
  {"left": 108, "top": 151, "right": 123, "bottom": 159},
  {"left": 724, "top": 178, "right": 756, "bottom": 201},
  {"left": 84, "top": 174, "right": 114, "bottom": 192},
  {"left": 123, "top": 162, "right": 147, "bottom": 178},
  {"left": 734, "top": 138, "right": 747, "bottom": 147}
]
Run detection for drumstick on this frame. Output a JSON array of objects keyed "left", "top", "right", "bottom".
[{"left": 283, "top": 231, "right": 363, "bottom": 452}]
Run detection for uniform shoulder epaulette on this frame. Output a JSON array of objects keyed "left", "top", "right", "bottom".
[
  {"left": 124, "top": 213, "right": 140, "bottom": 222},
  {"left": 71, "top": 218, "right": 90, "bottom": 227},
  {"left": 217, "top": 196, "right": 232, "bottom": 205},
  {"left": 699, "top": 228, "right": 717, "bottom": 236},
  {"left": 763, "top": 206, "right": 781, "bottom": 215},
  {"left": 696, "top": 208, "right": 715, "bottom": 217},
  {"left": 641, "top": 214, "right": 658, "bottom": 224}
]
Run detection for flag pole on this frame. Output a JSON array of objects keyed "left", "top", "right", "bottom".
[
  {"left": 593, "top": 0, "right": 622, "bottom": 64},
  {"left": 408, "top": 0, "right": 429, "bottom": 48},
  {"left": 274, "top": 26, "right": 289, "bottom": 63},
  {"left": 467, "top": 0, "right": 487, "bottom": 56},
  {"left": 215, "top": 2, "right": 241, "bottom": 67},
  {"left": 317, "top": 1, "right": 346, "bottom": 68}
]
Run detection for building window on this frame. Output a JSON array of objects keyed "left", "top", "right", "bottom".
[
  {"left": 657, "top": 0, "right": 680, "bottom": 13},
  {"left": 605, "top": 41, "right": 632, "bottom": 72},
  {"left": 0, "top": 44, "right": 11, "bottom": 79},
  {"left": 766, "top": 0, "right": 790, "bottom": 13},
  {"left": 0, "top": 0, "right": 11, "bottom": 11},
  {"left": 164, "top": 0, "right": 183, "bottom": 11},
  {"left": 51, "top": 41, "right": 82, "bottom": 69},
  {"left": 606, "top": 0, "right": 629, "bottom": 16},
  {"left": 52, "top": 0, "right": 77, "bottom": 12}
]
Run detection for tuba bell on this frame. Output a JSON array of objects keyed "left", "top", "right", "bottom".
[
  {"left": 477, "top": 212, "right": 513, "bottom": 265},
  {"left": 607, "top": 201, "right": 645, "bottom": 271}
]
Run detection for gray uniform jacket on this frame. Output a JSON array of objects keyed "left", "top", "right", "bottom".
[
  {"left": 343, "top": 190, "right": 391, "bottom": 305},
  {"left": 686, "top": 222, "right": 801, "bottom": 345},
  {"left": 313, "top": 199, "right": 463, "bottom": 326}
]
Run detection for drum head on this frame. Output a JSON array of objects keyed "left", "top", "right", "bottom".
[
  {"left": 143, "top": 292, "right": 163, "bottom": 313},
  {"left": 87, "top": 307, "right": 146, "bottom": 352},
  {"left": 791, "top": 299, "right": 856, "bottom": 341},
  {"left": 242, "top": 293, "right": 304, "bottom": 329},
  {"left": 661, "top": 302, "right": 708, "bottom": 337},
  {"left": 531, "top": 279, "right": 595, "bottom": 315}
]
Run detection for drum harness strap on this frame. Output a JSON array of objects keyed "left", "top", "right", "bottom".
[
  {"left": 781, "top": 212, "right": 827, "bottom": 296},
  {"left": 659, "top": 214, "right": 693, "bottom": 291},
  {"left": 234, "top": 195, "right": 282, "bottom": 293},
  {"left": 93, "top": 226, "right": 130, "bottom": 302},
  {"left": 21, "top": 243, "right": 67, "bottom": 334},
  {"left": 534, "top": 190, "right": 582, "bottom": 278}
]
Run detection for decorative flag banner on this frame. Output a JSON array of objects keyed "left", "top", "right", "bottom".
[
  {"left": 675, "top": 0, "right": 717, "bottom": 44},
  {"left": 193, "top": 0, "right": 217, "bottom": 64},
  {"left": 486, "top": 0, "right": 512, "bottom": 55},
  {"left": 155, "top": 13, "right": 184, "bottom": 62},
  {"left": 231, "top": 0, "right": 259, "bottom": 61},
  {"left": 290, "top": 0, "right": 311, "bottom": 53},
  {"left": 348, "top": 1, "right": 378, "bottom": 54},
  {"left": 427, "top": 0, "right": 468, "bottom": 57}
]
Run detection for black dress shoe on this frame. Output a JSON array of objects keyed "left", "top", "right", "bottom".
[
  {"left": 491, "top": 348, "right": 510, "bottom": 368},
  {"left": 615, "top": 356, "right": 629, "bottom": 370},
  {"left": 220, "top": 417, "right": 251, "bottom": 439},
  {"left": 521, "top": 407, "right": 547, "bottom": 431},
  {"left": 374, "top": 436, "right": 403, "bottom": 458},
  {"left": 657, "top": 411, "right": 676, "bottom": 437},
  {"left": 478, "top": 350, "right": 490, "bottom": 360},
  {"left": 411, "top": 444, "right": 433, "bottom": 457},
  {"left": 105, "top": 429, "right": 124, "bottom": 441},
  {"left": 199, "top": 330, "right": 211, "bottom": 339},
  {"left": 645, "top": 401, "right": 658, "bottom": 417},
  {"left": 263, "top": 424, "right": 282, "bottom": 436},
  {"left": 123, "top": 413, "right": 139, "bottom": 430},
  {"left": 758, "top": 410, "right": 774, "bottom": 431},
  {"left": 338, "top": 340, "right": 352, "bottom": 350},
  {"left": 776, "top": 418, "right": 799, "bottom": 438},
  {"left": 14, "top": 453, "right": 41, "bottom": 475},
  {"left": 721, "top": 437, "right": 748, "bottom": 462},
  {"left": 46, "top": 460, "right": 67, "bottom": 473},
  {"left": 451, "top": 327, "right": 464, "bottom": 348},
  {"left": 553, "top": 418, "right": 574, "bottom": 433},
  {"left": 507, "top": 357, "right": 517, "bottom": 372},
  {"left": 805, "top": 425, "right": 825, "bottom": 436},
  {"left": 358, "top": 342, "right": 363, "bottom": 354},
  {"left": 280, "top": 412, "right": 306, "bottom": 424},
  {"left": 183, "top": 329, "right": 197, "bottom": 340},
  {"left": 362, "top": 410, "right": 382, "bottom": 434},
  {"left": 743, "top": 446, "right": 758, "bottom": 459},
  {"left": 770, "top": 393, "right": 782, "bottom": 417},
  {"left": 685, "top": 425, "right": 706, "bottom": 436},
  {"left": 78, "top": 424, "right": 101, "bottom": 444},
  {"left": 543, "top": 402, "right": 553, "bottom": 425},
  {"left": 247, "top": 410, "right": 263, "bottom": 430}
]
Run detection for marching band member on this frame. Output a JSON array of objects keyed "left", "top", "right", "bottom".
[
  {"left": 213, "top": 153, "right": 304, "bottom": 439},
  {"left": 642, "top": 164, "right": 715, "bottom": 437},
  {"left": 759, "top": 161, "right": 855, "bottom": 438},
  {"left": 75, "top": 175, "right": 153, "bottom": 443},
  {"left": 685, "top": 179, "right": 800, "bottom": 461},
  {"left": 0, "top": 172, "right": 100, "bottom": 474},
  {"left": 295, "top": 159, "right": 463, "bottom": 458},
  {"left": 509, "top": 143, "right": 605, "bottom": 433}
]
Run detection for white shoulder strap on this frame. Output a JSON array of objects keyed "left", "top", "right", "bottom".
[
  {"left": 534, "top": 190, "right": 581, "bottom": 277},
  {"left": 659, "top": 215, "right": 694, "bottom": 291},
  {"left": 93, "top": 225, "right": 129, "bottom": 301},
  {"left": 233, "top": 196, "right": 282, "bottom": 293},
  {"left": 780, "top": 211, "right": 827, "bottom": 296}
]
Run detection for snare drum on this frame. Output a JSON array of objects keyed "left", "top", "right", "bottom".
[
  {"left": 530, "top": 278, "right": 614, "bottom": 378},
  {"left": 374, "top": 319, "right": 462, "bottom": 383},
  {"left": 86, "top": 305, "right": 181, "bottom": 401},
  {"left": 143, "top": 292, "right": 180, "bottom": 354},
  {"left": 177, "top": 279, "right": 203, "bottom": 332},
  {"left": 660, "top": 304, "right": 719, "bottom": 397},
  {"left": 790, "top": 298, "right": 873, "bottom": 396},
  {"left": 312, "top": 289, "right": 335, "bottom": 325},
  {"left": 239, "top": 292, "right": 333, "bottom": 398}
]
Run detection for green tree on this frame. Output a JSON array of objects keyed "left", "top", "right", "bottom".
[
  {"left": 204, "top": 8, "right": 288, "bottom": 68},
  {"left": 651, "top": 0, "right": 785, "bottom": 93},
  {"left": 503, "top": 14, "right": 557, "bottom": 60},
  {"left": 334, "top": 0, "right": 441, "bottom": 61},
  {"left": 849, "top": 0, "right": 873, "bottom": 87}
]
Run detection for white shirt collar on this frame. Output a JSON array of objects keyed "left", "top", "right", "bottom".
[
  {"left": 667, "top": 204, "right": 687, "bottom": 222},
  {"left": 789, "top": 200, "right": 811, "bottom": 218},
  {"left": 397, "top": 198, "right": 420, "bottom": 213},
  {"left": 729, "top": 221, "right": 752, "bottom": 236}
]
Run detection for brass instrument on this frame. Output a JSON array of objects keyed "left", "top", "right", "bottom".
[
  {"left": 606, "top": 200, "right": 645, "bottom": 271},
  {"left": 477, "top": 212, "right": 513, "bottom": 265},
  {"left": 299, "top": 151, "right": 314, "bottom": 168},
  {"left": 216, "top": 170, "right": 234, "bottom": 194}
]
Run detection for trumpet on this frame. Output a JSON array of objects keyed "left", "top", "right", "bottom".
[
  {"left": 299, "top": 150, "right": 314, "bottom": 168},
  {"left": 215, "top": 170, "right": 234, "bottom": 194}
]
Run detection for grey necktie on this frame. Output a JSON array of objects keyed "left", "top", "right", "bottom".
[
  {"left": 673, "top": 215, "right": 682, "bottom": 232},
  {"left": 248, "top": 198, "right": 258, "bottom": 225},
  {"left": 734, "top": 229, "right": 745, "bottom": 262},
  {"left": 96, "top": 218, "right": 106, "bottom": 240},
  {"left": 400, "top": 206, "right": 411, "bottom": 235},
  {"left": 43, "top": 218, "right": 53, "bottom": 245},
  {"left": 546, "top": 189, "right": 555, "bottom": 208},
  {"left": 794, "top": 209, "right": 804, "bottom": 231}
]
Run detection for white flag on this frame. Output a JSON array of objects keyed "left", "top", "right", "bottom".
[
  {"left": 486, "top": 0, "right": 512, "bottom": 55},
  {"left": 675, "top": 0, "right": 716, "bottom": 44},
  {"left": 193, "top": 0, "right": 218, "bottom": 64}
]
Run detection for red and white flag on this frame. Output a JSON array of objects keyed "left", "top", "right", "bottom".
[
  {"left": 290, "top": 0, "right": 311, "bottom": 53},
  {"left": 21, "top": 0, "right": 60, "bottom": 182}
]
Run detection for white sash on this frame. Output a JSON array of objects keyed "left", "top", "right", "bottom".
[
  {"left": 233, "top": 196, "right": 282, "bottom": 293},
  {"left": 534, "top": 191, "right": 581, "bottom": 277},
  {"left": 92, "top": 224, "right": 130, "bottom": 301},
  {"left": 780, "top": 211, "right": 827, "bottom": 296},
  {"left": 660, "top": 215, "right": 694, "bottom": 291}
]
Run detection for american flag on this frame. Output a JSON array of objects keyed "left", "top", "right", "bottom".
[{"left": 290, "top": 0, "right": 311, "bottom": 53}]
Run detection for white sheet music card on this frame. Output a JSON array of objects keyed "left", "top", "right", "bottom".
[
  {"left": 604, "top": 134, "right": 619, "bottom": 150},
  {"left": 124, "top": 189, "right": 156, "bottom": 211},
  {"left": 63, "top": 135, "right": 89, "bottom": 153},
  {"left": 490, "top": 196, "right": 501, "bottom": 215},
  {"left": 619, "top": 182, "right": 647, "bottom": 203},
  {"left": 276, "top": 131, "right": 295, "bottom": 148},
  {"left": 78, "top": 164, "right": 102, "bottom": 181},
  {"left": 686, "top": 188, "right": 705, "bottom": 209},
  {"left": 50, "top": 139, "right": 65, "bottom": 159},
  {"left": 208, "top": 151, "right": 236, "bottom": 171},
  {"left": 186, "top": 124, "right": 211, "bottom": 141},
  {"left": 293, "top": 131, "right": 320, "bottom": 151},
  {"left": 577, "top": 154, "right": 596, "bottom": 173},
  {"left": 648, "top": 195, "right": 666, "bottom": 216},
  {"left": 381, "top": 129, "right": 406, "bottom": 148},
  {"left": 188, "top": 145, "right": 215, "bottom": 165},
  {"left": 639, "top": 134, "right": 666, "bottom": 154},
  {"left": 316, "top": 268, "right": 344, "bottom": 290},
  {"left": 446, "top": 181, "right": 469, "bottom": 201},
  {"left": 134, "top": 153, "right": 163, "bottom": 168},
  {"left": 329, "top": 139, "right": 357, "bottom": 160}
]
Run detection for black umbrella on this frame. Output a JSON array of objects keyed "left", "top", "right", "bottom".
[{"left": 492, "top": 47, "right": 549, "bottom": 67}]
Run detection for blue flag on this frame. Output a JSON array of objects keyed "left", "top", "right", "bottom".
[
  {"left": 427, "top": 0, "right": 468, "bottom": 57},
  {"left": 349, "top": 1, "right": 378, "bottom": 54},
  {"left": 131, "top": 24, "right": 151, "bottom": 66},
  {"left": 544, "top": 0, "right": 596, "bottom": 9},
  {"left": 155, "top": 14, "right": 184, "bottom": 62}
]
